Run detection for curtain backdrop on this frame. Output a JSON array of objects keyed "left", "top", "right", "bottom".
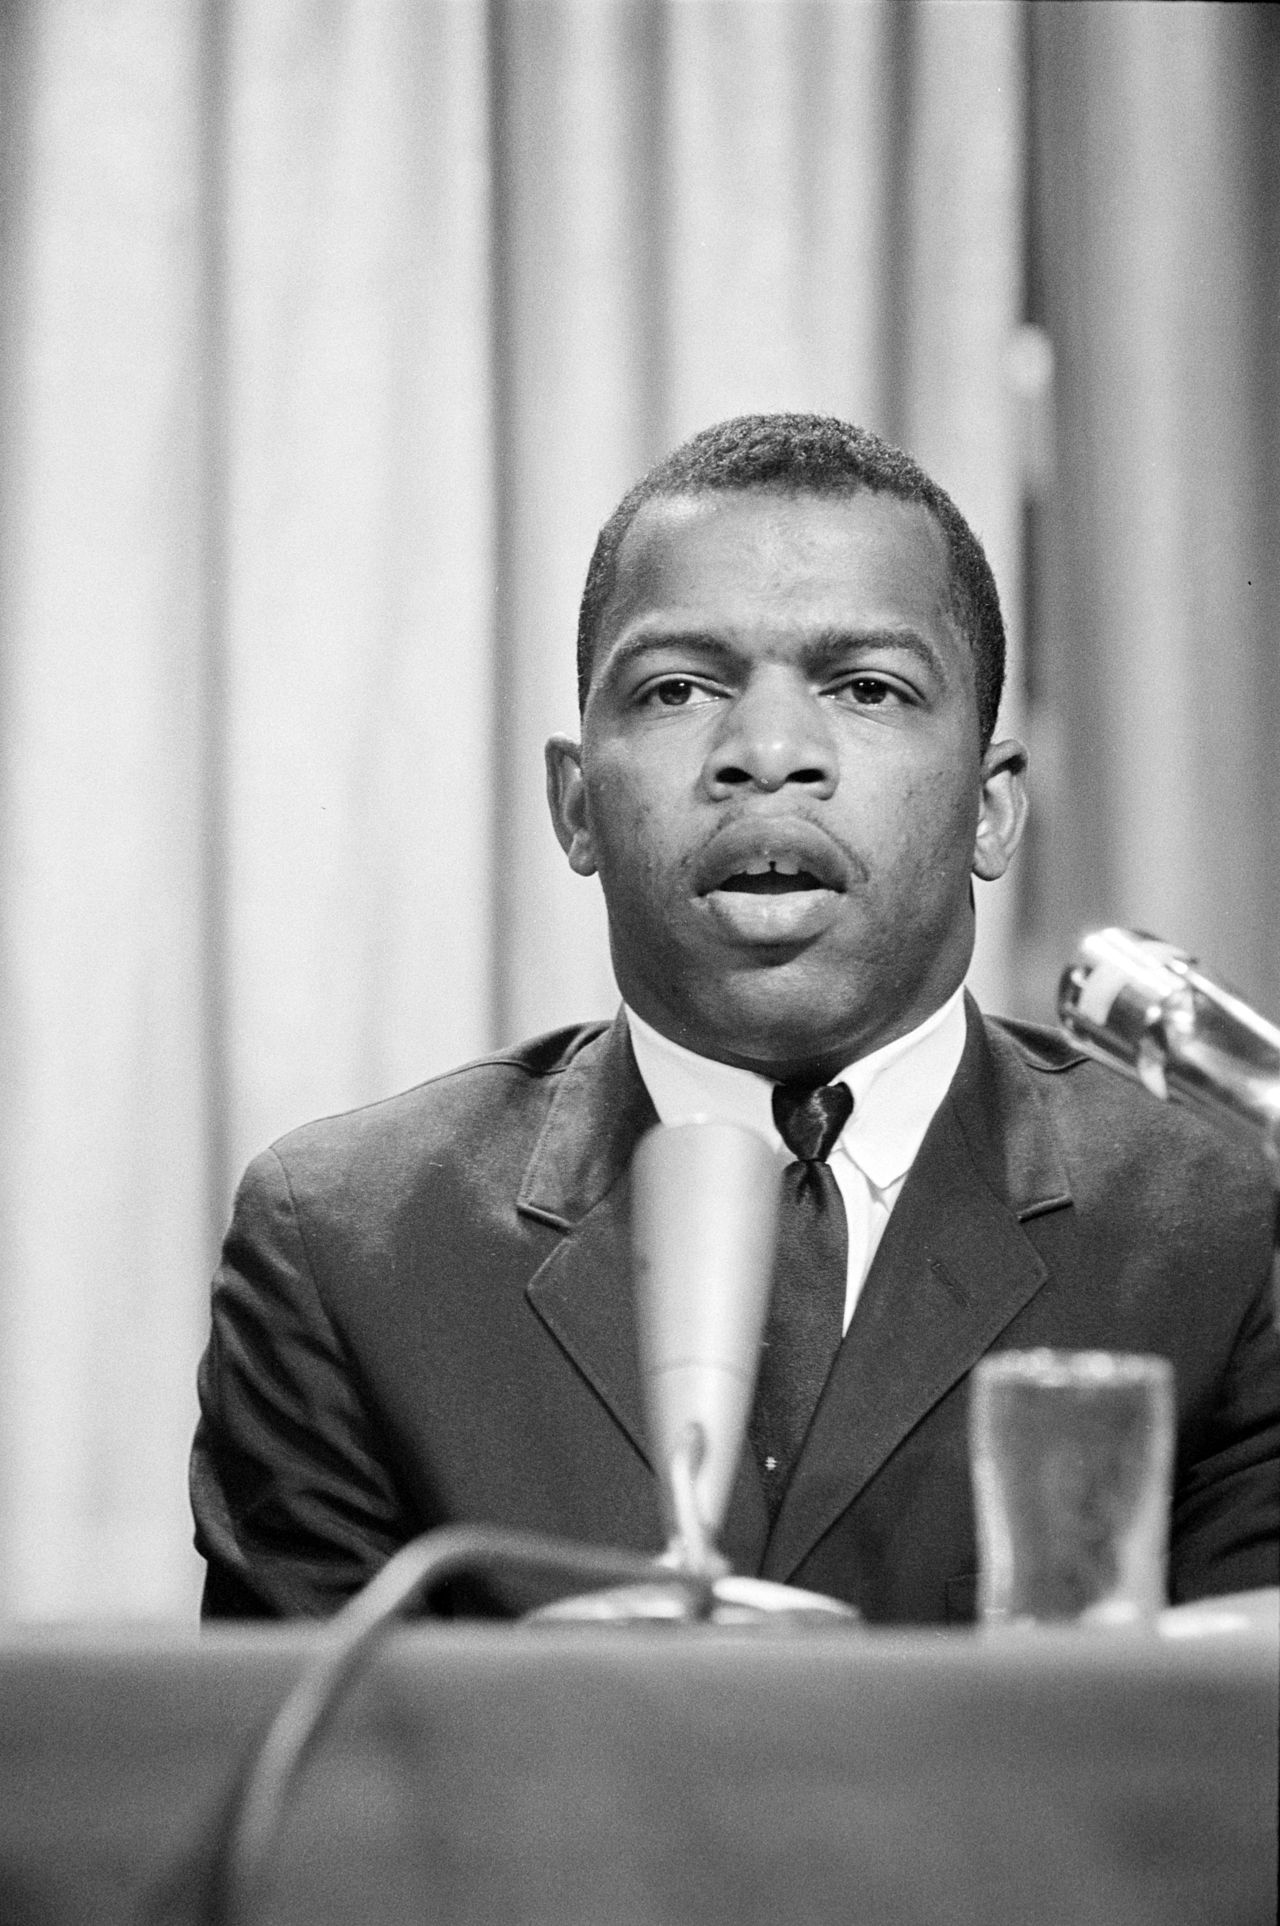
[
  {"left": 1022, "top": 3, "right": 1280, "bottom": 1019},
  {"left": 0, "top": 0, "right": 1273, "bottom": 1621}
]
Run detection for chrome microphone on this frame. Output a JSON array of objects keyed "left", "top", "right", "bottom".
[
  {"left": 632, "top": 1120, "right": 782, "bottom": 1576},
  {"left": 535, "top": 1119, "right": 857, "bottom": 1624},
  {"left": 1058, "top": 928, "right": 1280, "bottom": 1181}
]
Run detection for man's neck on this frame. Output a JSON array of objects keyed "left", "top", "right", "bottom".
[
  {"left": 626, "top": 985, "right": 967, "bottom": 1122},
  {"left": 625, "top": 988, "right": 968, "bottom": 1090}
]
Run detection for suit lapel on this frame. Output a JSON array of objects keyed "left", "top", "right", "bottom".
[
  {"left": 763, "top": 1009, "right": 1076, "bottom": 1583},
  {"left": 519, "top": 1014, "right": 656, "bottom": 1459},
  {"left": 518, "top": 1012, "right": 769, "bottom": 1571}
]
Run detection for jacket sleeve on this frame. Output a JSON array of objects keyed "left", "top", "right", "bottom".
[
  {"left": 190, "top": 1146, "right": 412, "bottom": 1618},
  {"left": 1168, "top": 1260, "right": 1280, "bottom": 1603}
]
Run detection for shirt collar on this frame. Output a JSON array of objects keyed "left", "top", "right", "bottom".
[{"left": 625, "top": 986, "right": 967, "bottom": 1193}]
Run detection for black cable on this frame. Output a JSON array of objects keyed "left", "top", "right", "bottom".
[{"left": 203, "top": 1525, "right": 704, "bottom": 1926}]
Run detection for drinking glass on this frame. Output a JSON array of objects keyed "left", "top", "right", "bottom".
[{"left": 970, "top": 1350, "right": 1175, "bottom": 1629}]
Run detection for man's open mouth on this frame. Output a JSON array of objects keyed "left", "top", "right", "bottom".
[
  {"left": 717, "top": 862, "right": 826, "bottom": 894},
  {"left": 696, "top": 824, "right": 846, "bottom": 899},
  {"left": 695, "top": 829, "right": 846, "bottom": 944}
]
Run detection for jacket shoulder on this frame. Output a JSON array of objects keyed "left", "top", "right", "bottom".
[
  {"left": 978, "top": 1010, "right": 1275, "bottom": 1217},
  {"left": 983, "top": 1013, "right": 1089, "bottom": 1075},
  {"left": 253, "top": 1021, "right": 613, "bottom": 1198}
]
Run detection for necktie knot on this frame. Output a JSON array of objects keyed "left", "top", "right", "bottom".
[{"left": 772, "top": 1080, "right": 853, "bottom": 1164}]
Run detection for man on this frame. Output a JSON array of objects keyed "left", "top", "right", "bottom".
[{"left": 192, "top": 413, "right": 1280, "bottom": 1622}]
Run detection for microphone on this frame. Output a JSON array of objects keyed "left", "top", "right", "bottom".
[
  {"left": 1058, "top": 928, "right": 1280, "bottom": 1180},
  {"left": 632, "top": 1120, "right": 782, "bottom": 1576},
  {"left": 533, "top": 1119, "right": 856, "bottom": 1624}
]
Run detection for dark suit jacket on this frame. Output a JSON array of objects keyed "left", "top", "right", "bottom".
[{"left": 192, "top": 1004, "right": 1280, "bottom": 1623}]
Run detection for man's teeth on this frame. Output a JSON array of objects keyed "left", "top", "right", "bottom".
[
  {"left": 720, "top": 862, "right": 822, "bottom": 894},
  {"left": 741, "top": 857, "right": 800, "bottom": 875}
]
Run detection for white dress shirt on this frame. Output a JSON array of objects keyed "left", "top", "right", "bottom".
[{"left": 626, "top": 987, "right": 968, "bottom": 1333}]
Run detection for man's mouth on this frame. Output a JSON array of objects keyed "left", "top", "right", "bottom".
[
  {"left": 717, "top": 860, "right": 826, "bottom": 895},
  {"left": 696, "top": 828, "right": 847, "bottom": 945}
]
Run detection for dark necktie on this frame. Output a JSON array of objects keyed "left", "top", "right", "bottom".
[{"left": 749, "top": 1080, "right": 854, "bottom": 1524}]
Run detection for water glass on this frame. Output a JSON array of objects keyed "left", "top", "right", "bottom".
[{"left": 970, "top": 1350, "right": 1175, "bottom": 1629}]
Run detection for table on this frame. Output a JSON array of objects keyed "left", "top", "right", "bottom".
[{"left": 0, "top": 1601, "right": 1276, "bottom": 1926}]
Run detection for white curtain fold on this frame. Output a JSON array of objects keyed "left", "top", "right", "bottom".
[
  {"left": 223, "top": 2, "right": 497, "bottom": 1167},
  {"left": 0, "top": 0, "right": 209, "bottom": 1614},
  {"left": 1027, "top": 1, "right": 1280, "bottom": 1015}
]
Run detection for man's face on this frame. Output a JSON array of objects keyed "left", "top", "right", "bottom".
[{"left": 547, "top": 488, "right": 1026, "bottom": 1081}]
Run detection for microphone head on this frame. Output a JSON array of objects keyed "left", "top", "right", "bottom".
[
  {"left": 1059, "top": 927, "right": 1280, "bottom": 1165},
  {"left": 1058, "top": 928, "right": 1193, "bottom": 1092},
  {"left": 631, "top": 1121, "right": 781, "bottom": 1561}
]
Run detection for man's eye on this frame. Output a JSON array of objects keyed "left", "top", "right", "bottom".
[
  {"left": 643, "top": 678, "right": 716, "bottom": 709},
  {"left": 837, "top": 675, "right": 901, "bottom": 708}
]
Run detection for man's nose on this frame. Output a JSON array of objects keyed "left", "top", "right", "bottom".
[{"left": 702, "top": 670, "right": 838, "bottom": 798}]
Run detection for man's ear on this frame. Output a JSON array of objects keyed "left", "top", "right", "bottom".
[
  {"left": 972, "top": 736, "right": 1029, "bottom": 882},
  {"left": 545, "top": 735, "right": 598, "bottom": 876}
]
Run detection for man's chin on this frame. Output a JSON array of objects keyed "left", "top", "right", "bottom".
[{"left": 671, "top": 970, "right": 882, "bottom": 1082}]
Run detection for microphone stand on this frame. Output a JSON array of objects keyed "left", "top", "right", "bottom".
[{"left": 530, "top": 1421, "right": 856, "bottom": 1626}]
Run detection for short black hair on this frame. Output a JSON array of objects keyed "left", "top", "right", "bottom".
[{"left": 576, "top": 412, "right": 1006, "bottom": 747}]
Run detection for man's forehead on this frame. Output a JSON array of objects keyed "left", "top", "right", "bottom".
[{"left": 599, "top": 486, "right": 959, "bottom": 644}]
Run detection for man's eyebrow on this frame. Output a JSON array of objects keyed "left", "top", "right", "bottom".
[
  {"left": 803, "top": 626, "right": 950, "bottom": 677},
  {"left": 599, "top": 628, "right": 738, "bottom": 679}
]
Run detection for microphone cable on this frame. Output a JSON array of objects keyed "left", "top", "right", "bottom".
[{"left": 202, "top": 1525, "right": 710, "bottom": 1926}]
